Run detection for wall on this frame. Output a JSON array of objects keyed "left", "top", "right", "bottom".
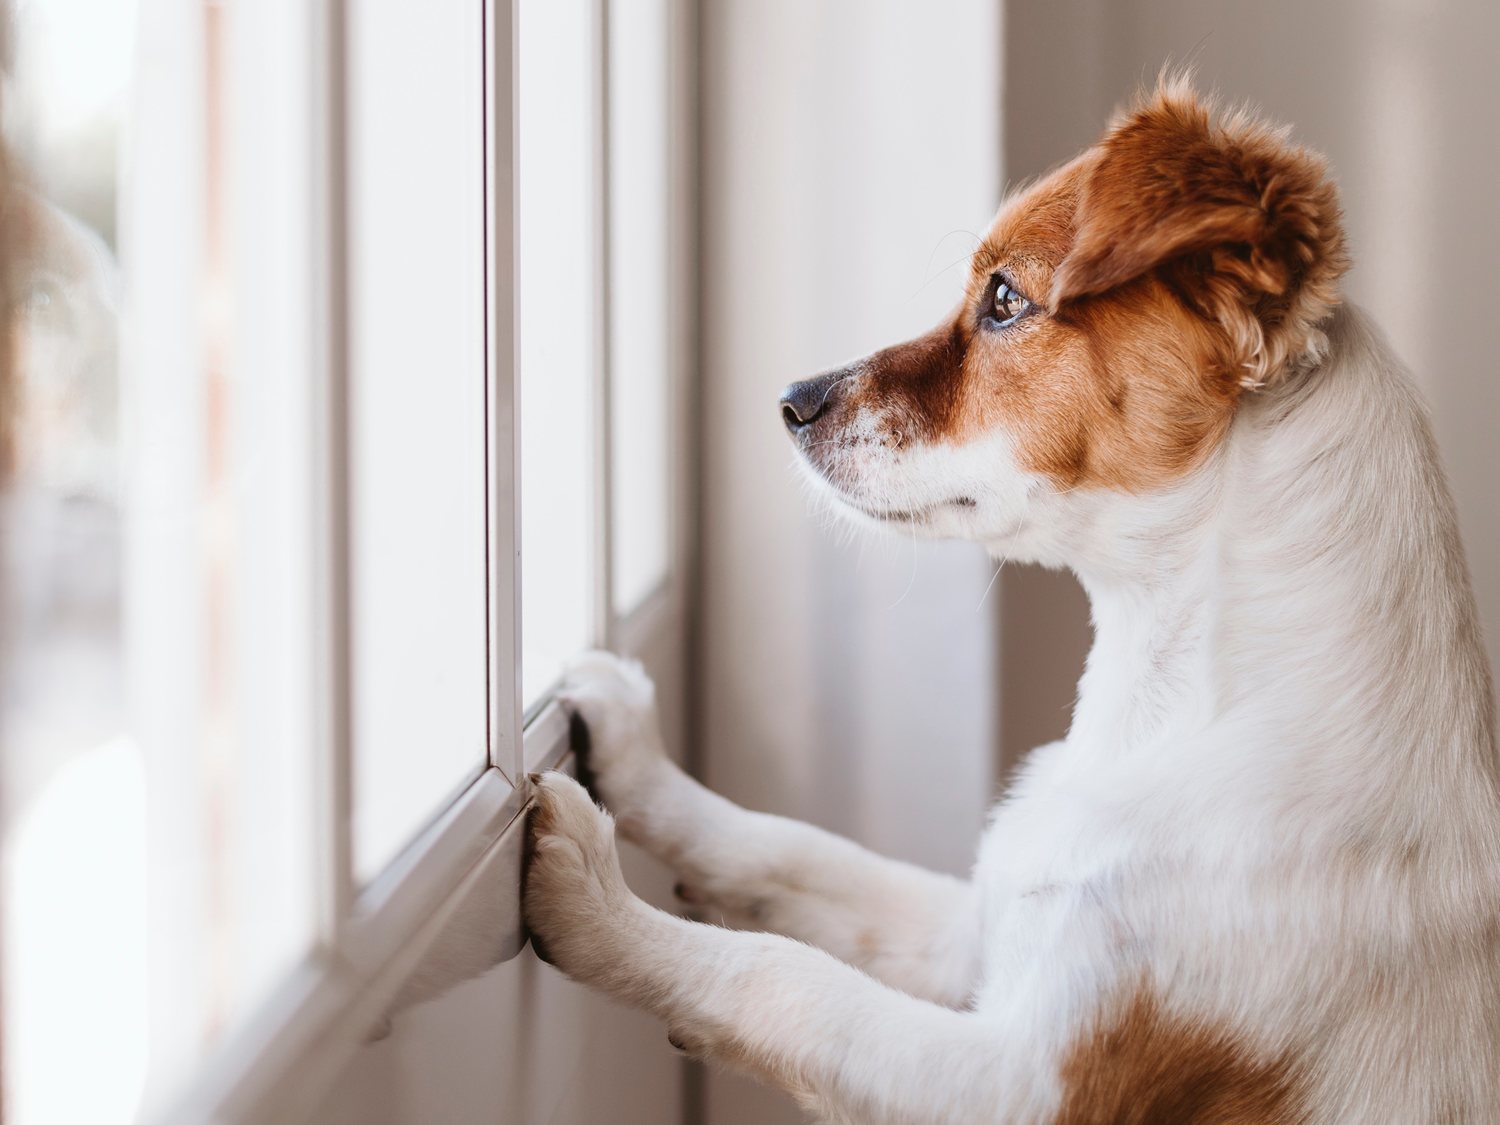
[
  {"left": 697, "top": 2, "right": 1002, "bottom": 1121},
  {"left": 999, "top": 0, "right": 1500, "bottom": 766}
]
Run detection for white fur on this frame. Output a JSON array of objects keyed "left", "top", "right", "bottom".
[{"left": 524, "top": 303, "right": 1500, "bottom": 1123}]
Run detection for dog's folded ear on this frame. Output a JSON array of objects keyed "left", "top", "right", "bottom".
[{"left": 1052, "top": 79, "right": 1349, "bottom": 386}]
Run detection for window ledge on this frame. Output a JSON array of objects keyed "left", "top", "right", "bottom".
[{"left": 162, "top": 711, "right": 575, "bottom": 1125}]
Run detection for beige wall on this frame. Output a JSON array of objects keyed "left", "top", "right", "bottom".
[
  {"left": 697, "top": 1, "right": 1002, "bottom": 1121},
  {"left": 1000, "top": 0, "right": 1500, "bottom": 766}
]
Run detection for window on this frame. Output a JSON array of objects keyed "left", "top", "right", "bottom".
[
  {"left": 0, "top": 1, "right": 686, "bottom": 1121},
  {"left": 607, "top": 0, "right": 674, "bottom": 616},
  {"left": 345, "top": 0, "right": 490, "bottom": 880},
  {"left": 517, "top": 0, "right": 599, "bottom": 708}
]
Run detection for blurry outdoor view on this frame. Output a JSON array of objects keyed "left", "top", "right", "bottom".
[{"left": 2, "top": 1, "right": 144, "bottom": 1121}]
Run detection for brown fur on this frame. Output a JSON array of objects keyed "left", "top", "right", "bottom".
[
  {"left": 1055, "top": 986, "right": 1305, "bottom": 1125},
  {"left": 1053, "top": 78, "right": 1348, "bottom": 389},
  {"left": 830, "top": 80, "right": 1348, "bottom": 493}
]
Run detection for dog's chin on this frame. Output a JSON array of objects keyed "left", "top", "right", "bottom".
[
  {"left": 839, "top": 502, "right": 938, "bottom": 537},
  {"left": 845, "top": 498, "right": 958, "bottom": 533},
  {"left": 794, "top": 457, "right": 982, "bottom": 539}
]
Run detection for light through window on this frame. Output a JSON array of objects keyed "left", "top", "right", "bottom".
[
  {"left": 345, "top": 0, "right": 491, "bottom": 882},
  {"left": 1, "top": 0, "right": 686, "bottom": 1119},
  {"left": 608, "top": 0, "right": 673, "bottom": 616},
  {"left": 517, "top": 0, "right": 599, "bottom": 708}
]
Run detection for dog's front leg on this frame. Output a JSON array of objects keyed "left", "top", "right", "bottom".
[
  {"left": 556, "top": 652, "right": 980, "bottom": 1007},
  {"left": 524, "top": 774, "right": 1021, "bottom": 1125}
]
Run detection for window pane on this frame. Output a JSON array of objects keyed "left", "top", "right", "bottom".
[
  {"left": 518, "top": 0, "right": 598, "bottom": 706},
  {"left": 608, "top": 0, "right": 673, "bottom": 614},
  {"left": 4, "top": 0, "right": 325, "bottom": 1111},
  {"left": 1, "top": 3, "right": 155, "bottom": 1118},
  {"left": 347, "top": 1, "right": 490, "bottom": 879},
  {"left": 218, "top": 0, "right": 322, "bottom": 1019}
]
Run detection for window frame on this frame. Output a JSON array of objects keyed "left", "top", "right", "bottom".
[{"left": 158, "top": 0, "right": 691, "bottom": 1118}]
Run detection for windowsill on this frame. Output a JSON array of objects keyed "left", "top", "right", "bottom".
[{"left": 162, "top": 712, "right": 576, "bottom": 1125}]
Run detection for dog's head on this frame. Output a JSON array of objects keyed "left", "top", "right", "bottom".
[{"left": 781, "top": 81, "right": 1348, "bottom": 554}]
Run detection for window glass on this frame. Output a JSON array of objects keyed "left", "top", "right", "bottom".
[
  {"left": 518, "top": 0, "right": 598, "bottom": 707},
  {"left": 3, "top": 0, "right": 328, "bottom": 1113},
  {"left": 1, "top": 0, "right": 684, "bottom": 1116},
  {"left": 608, "top": 0, "right": 673, "bottom": 615},
  {"left": 0, "top": 3, "right": 147, "bottom": 1120},
  {"left": 346, "top": 0, "right": 491, "bottom": 880}
]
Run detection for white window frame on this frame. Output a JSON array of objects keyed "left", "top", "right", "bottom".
[{"left": 154, "top": 0, "right": 692, "bottom": 1119}]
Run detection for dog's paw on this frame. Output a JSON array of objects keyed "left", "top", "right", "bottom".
[
  {"left": 523, "top": 772, "right": 644, "bottom": 984},
  {"left": 558, "top": 651, "right": 670, "bottom": 818}
]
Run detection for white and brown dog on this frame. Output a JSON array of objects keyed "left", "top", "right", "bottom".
[{"left": 523, "top": 81, "right": 1500, "bottom": 1123}]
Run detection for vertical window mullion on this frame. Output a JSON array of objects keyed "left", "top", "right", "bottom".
[
  {"left": 488, "top": 0, "right": 523, "bottom": 781},
  {"left": 311, "top": 0, "right": 355, "bottom": 946},
  {"left": 593, "top": 0, "right": 616, "bottom": 650}
]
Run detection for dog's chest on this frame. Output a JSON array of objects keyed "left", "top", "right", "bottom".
[
  {"left": 968, "top": 754, "right": 1183, "bottom": 1009},
  {"left": 978, "top": 754, "right": 1149, "bottom": 896}
]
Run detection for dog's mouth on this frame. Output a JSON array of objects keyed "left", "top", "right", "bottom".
[
  {"left": 783, "top": 409, "right": 981, "bottom": 527},
  {"left": 849, "top": 495, "right": 978, "bottom": 524}
]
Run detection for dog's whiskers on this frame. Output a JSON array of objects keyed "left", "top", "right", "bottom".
[
  {"left": 913, "top": 229, "right": 983, "bottom": 304},
  {"left": 882, "top": 517, "right": 920, "bottom": 612}
]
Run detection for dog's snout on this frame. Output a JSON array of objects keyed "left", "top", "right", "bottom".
[
  {"left": 780, "top": 389, "right": 824, "bottom": 433},
  {"left": 779, "top": 371, "right": 846, "bottom": 435}
]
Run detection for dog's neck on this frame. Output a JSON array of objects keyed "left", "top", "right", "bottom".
[{"left": 1053, "top": 304, "right": 1496, "bottom": 775}]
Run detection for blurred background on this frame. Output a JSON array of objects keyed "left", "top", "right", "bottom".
[{"left": 0, "top": 1, "right": 1495, "bottom": 1123}]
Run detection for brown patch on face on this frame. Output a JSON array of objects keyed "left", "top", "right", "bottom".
[
  {"left": 818, "top": 81, "right": 1347, "bottom": 494},
  {"left": 847, "top": 317, "right": 969, "bottom": 444},
  {"left": 1055, "top": 986, "right": 1305, "bottom": 1124},
  {"left": 962, "top": 247, "right": 1244, "bottom": 490}
]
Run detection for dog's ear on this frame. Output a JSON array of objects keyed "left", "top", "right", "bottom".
[{"left": 1051, "top": 80, "right": 1348, "bottom": 386}]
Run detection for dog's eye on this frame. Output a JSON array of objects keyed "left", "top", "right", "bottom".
[{"left": 992, "top": 280, "right": 1031, "bottom": 326}]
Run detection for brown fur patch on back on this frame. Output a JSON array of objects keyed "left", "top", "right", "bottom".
[{"left": 1055, "top": 986, "right": 1304, "bottom": 1125}]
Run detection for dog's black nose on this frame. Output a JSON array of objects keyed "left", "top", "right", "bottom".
[{"left": 779, "top": 371, "right": 845, "bottom": 434}]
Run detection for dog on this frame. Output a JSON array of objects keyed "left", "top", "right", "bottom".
[{"left": 523, "top": 80, "right": 1500, "bottom": 1123}]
